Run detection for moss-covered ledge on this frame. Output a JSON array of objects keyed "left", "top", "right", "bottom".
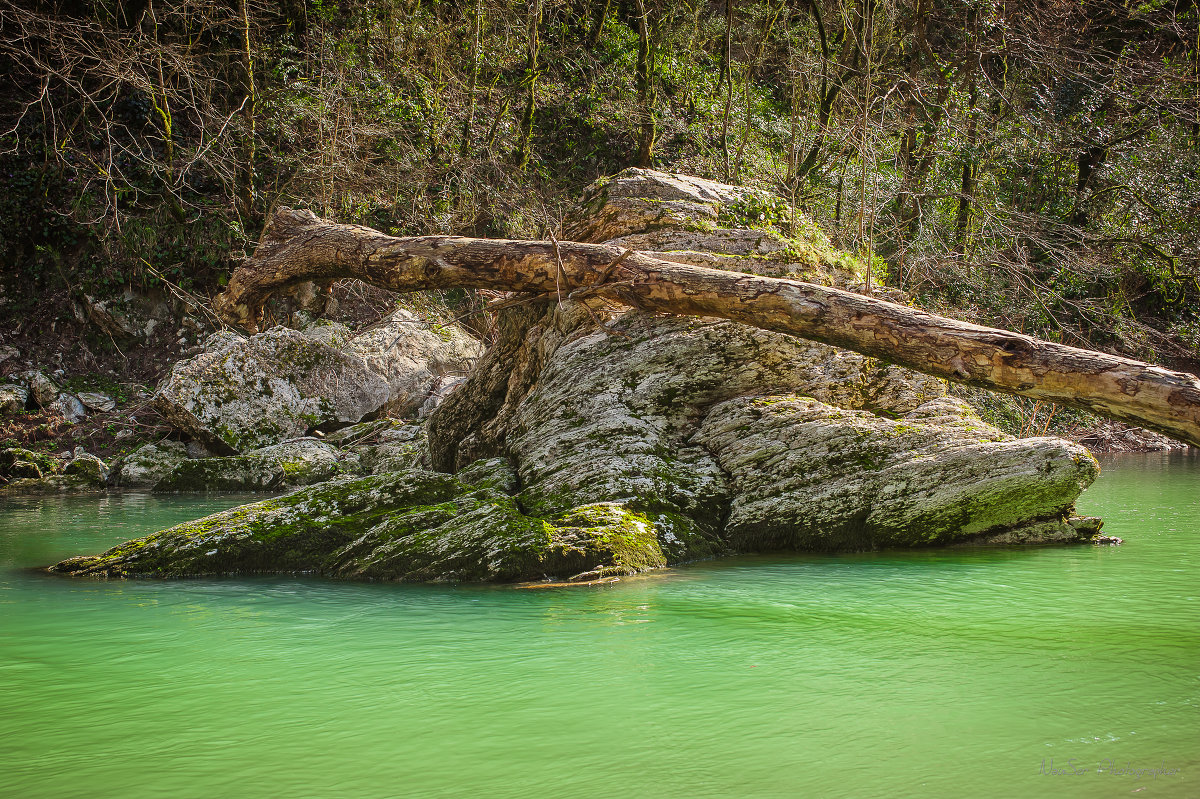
[{"left": 47, "top": 461, "right": 709, "bottom": 583}]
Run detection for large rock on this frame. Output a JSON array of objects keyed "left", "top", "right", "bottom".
[
  {"left": 50, "top": 393, "right": 87, "bottom": 423},
  {"left": 154, "top": 438, "right": 351, "bottom": 492},
  {"left": 564, "top": 167, "right": 869, "bottom": 286},
  {"left": 77, "top": 392, "right": 116, "bottom": 412},
  {"left": 0, "top": 384, "right": 28, "bottom": 415},
  {"left": 51, "top": 465, "right": 685, "bottom": 582},
  {"left": 153, "top": 328, "right": 392, "bottom": 453},
  {"left": 110, "top": 441, "right": 189, "bottom": 488},
  {"left": 64, "top": 452, "right": 108, "bottom": 487},
  {"left": 695, "top": 396, "right": 1099, "bottom": 550},
  {"left": 347, "top": 309, "right": 483, "bottom": 417},
  {"left": 52, "top": 169, "right": 1106, "bottom": 583},
  {"left": 14, "top": 371, "right": 59, "bottom": 408},
  {"left": 563, "top": 168, "right": 764, "bottom": 243}
]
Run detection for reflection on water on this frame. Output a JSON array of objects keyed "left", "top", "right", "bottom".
[{"left": 1, "top": 454, "right": 1197, "bottom": 798}]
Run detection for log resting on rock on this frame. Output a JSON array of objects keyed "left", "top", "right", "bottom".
[{"left": 215, "top": 207, "right": 1200, "bottom": 447}]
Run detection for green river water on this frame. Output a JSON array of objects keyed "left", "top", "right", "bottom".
[{"left": 1, "top": 452, "right": 1197, "bottom": 798}]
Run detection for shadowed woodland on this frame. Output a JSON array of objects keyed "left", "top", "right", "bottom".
[{"left": 1, "top": 0, "right": 1198, "bottom": 374}]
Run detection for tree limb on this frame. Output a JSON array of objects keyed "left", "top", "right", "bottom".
[{"left": 215, "top": 207, "right": 1200, "bottom": 447}]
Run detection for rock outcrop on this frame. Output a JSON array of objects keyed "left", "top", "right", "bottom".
[
  {"left": 696, "top": 396, "right": 1098, "bottom": 550},
  {"left": 153, "top": 328, "right": 393, "bottom": 453},
  {"left": 51, "top": 463, "right": 693, "bottom": 582},
  {"left": 152, "top": 313, "right": 482, "bottom": 454},
  {"left": 347, "top": 309, "right": 483, "bottom": 418},
  {"left": 51, "top": 168, "right": 1107, "bottom": 583},
  {"left": 110, "top": 441, "right": 189, "bottom": 488},
  {"left": 153, "top": 438, "right": 350, "bottom": 492}
]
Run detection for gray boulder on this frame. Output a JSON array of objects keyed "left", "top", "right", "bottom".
[
  {"left": 50, "top": 393, "right": 87, "bottom": 423},
  {"left": 347, "top": 309, "right": 482, "bottom": 418},
  {"left": 77, "top": 392, "right": 117, "bottom": 412},
  {"left": 15, "top": 371, "right": 59, "bottom": 408},
  {"left": 153, "top": 327, "right": 392, "bottom": 453},
  {"left": 64, "top": 452, "right": 108, "bottom": 487},
  {"left": 154, "top": 438, "right": 351, "bottom": 492},
  {"left": 349, "top": 424, "right": 430, "bottom": 474},
  {"left": 0, "top": 384, "right": 28, "bottom": 415},
  {"left": 695, "top": 396, "right": 1099, "bottom": 550},
  {"left": 564, "top": 168, "right": 764, "bottom": 243},
  {"left": 111, "top": 441, "right": 189, "bottom": 488}
]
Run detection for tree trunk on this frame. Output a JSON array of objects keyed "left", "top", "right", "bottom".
[
  {"left": 634, "top": 0, "right": 655, "bottom": 167},
  {"left": 215, "top": 208, "right": 1200, "bottom": 448},
  {"left": 459, "top": 0, "right": 483, "bottom": 158},
  {"left": 515, "top": 0, "right": 541, "bottom": 171},
  {"left": 235, "top": 0, "right": 256, "bottom": 222}
]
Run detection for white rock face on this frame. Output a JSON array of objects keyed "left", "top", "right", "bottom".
[
  {"left": 77, "top": 392, "right": 117, "bottom": 412},
  {"left": 0, "top": 384, "right": 28, "bottom": 415},
  {"left": 442, "top": 306, "right": 948, "bottom": 564},
  {"left": 115, "top": 441, "right": 189, "bottom": 488},
  {"left": 695, "top": 396, "right": 1100, "bottom": 550},
  {"left": 153, "top": 327, "right": 392, "bottom": 453},
  {"left": 347, "top": 309, "right": 482, "bottom": 418},
  {"left": 15, "top": 371, "right": 59, "bottom": 408}
]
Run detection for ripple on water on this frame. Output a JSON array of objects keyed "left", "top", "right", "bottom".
[{"left": 0, "top": 453, "right": 1197, "bottom": 798}]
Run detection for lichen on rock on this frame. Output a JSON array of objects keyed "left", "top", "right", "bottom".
[
  {"left": 109, "top": 441, "right": 189, "bottom": 488},
  {"left": 695, "top": 395, "right": 1099, "bottom": 550},
  {"left": 152, "top": 327, "right": 392, "bottom": 453},
  {"left": 347, "top": 308, "right": 483, "bottom": 418},
  {"left": 49, "top": 462, "right": 719, "bottom": 582},
  {"left": 152, "top": 438, "right": 353, "bottom": 492},
  {"left": 50, "top": 168, "right": 1108, "bottom": 583}
]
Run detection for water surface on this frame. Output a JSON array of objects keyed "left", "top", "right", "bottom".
[{"left": 2, "top": 454, "right": 1197, "bottom": 798}]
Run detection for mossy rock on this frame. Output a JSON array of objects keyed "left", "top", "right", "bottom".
[
  {"left": 1, "top": 448, "right": 61, "bottom": 479},
  {"left": 63, "top": 454, "right": 107, "bottom": 487},
  {"left": 50, "top": 461, "right": 725, "bottom": 582}
]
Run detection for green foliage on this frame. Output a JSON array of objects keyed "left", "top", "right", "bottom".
[{"left": 0, "top": 0, "right": 1195, "bottom": 371}]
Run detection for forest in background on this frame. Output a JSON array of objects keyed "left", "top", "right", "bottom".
[{"left": 1, "top": 0, "right": 1198, "bottom": 374}]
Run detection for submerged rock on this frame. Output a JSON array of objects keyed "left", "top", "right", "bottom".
[{"left": 50, "top": 465, "right": 695, "bottom": 582}]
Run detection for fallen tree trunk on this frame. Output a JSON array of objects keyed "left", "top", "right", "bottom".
[{"left": 215, "top": 207, "right": 1200, "bottom": 447}]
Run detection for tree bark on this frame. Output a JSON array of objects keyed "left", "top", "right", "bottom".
[{"left": 215, "top": 208, "right": 1200, "bottom": 448}]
